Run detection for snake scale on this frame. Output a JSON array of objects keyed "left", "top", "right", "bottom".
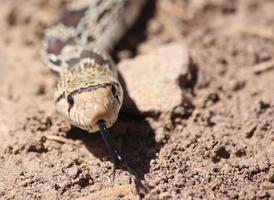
[{"left": 42, "top": 0, "right": 147, "bottom": 164}]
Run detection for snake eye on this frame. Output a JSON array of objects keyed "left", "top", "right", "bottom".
[
  {"left": 111, "top": 85, "right": 117, "bottom": 96},
  {"left": 67, "top": 94, "right": 74, "bottom": 106}
]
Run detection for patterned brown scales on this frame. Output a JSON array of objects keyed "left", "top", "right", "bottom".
[{"left": 42, "top": 0, "right": 147, "bottom": 165}]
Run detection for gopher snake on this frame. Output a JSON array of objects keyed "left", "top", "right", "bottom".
[{"left": 42, "top": 0, "right": 147, "bottom": 164}]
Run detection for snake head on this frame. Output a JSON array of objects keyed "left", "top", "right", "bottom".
[{"left": 54, "top": 76, "right": 123, "bottom": 132}]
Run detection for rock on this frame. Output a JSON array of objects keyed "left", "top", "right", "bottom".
[{"left": 118, "top": 43, "right": 190, "bottom": 114}]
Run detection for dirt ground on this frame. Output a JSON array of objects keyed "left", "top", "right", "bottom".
[{"left": 0, "top": 0, "right": 274, "bottom": 199}]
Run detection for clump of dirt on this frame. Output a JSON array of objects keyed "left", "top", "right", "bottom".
[{"left": 0, "top": 0, "right": 273, "bottom": 199}]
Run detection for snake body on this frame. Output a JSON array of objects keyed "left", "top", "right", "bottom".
[{"left": 42, "top": 0, "right": 146, "bottom": 132}]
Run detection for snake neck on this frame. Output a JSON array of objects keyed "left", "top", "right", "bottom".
[{"left": 42, "top": 0, "right": 147, "bottom": 73}]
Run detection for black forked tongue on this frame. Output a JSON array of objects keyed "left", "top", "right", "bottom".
[
  {"left": 98, "top": 121, "right": 150, "bottom": 194},
  {"left": 97, "top": 120, "right": 123, "bottom": 166}
]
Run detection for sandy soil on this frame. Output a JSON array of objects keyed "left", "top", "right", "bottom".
[{"left": 0, "top": 0, "right": 274, "bottom": 199}]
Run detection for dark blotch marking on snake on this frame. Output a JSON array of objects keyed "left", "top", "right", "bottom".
[
  {"left": 46, "top": 37, "right": 76, "bottom": 55},
  {"left": 67, "top": 57, "right": 81, "bottom": 67},
  {"left": 46, "top": 37, "right": 77, "bottom": 67},
  {"left": 64, "top": 49, "right": 110, "bottom": 69},
  {"left": 58, "top": 7, "right": 88, "bottom": 27},
  {"left": 46, "top": 38, "right": 63, "bottom": 55},
  {"left": 81, "top": 50, "right": 109, "bottom": 66}
]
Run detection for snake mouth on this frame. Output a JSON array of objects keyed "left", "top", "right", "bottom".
[
  {"left": 67, "top": 101, "right": 114, "bottom": 132},
  {"left": 77, "top": 120, "right": 112, "bottom": 132}
]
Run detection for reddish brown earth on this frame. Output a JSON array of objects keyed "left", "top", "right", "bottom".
[{"left": 0, "top": 0, "right": 274, "bottom": 199}]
